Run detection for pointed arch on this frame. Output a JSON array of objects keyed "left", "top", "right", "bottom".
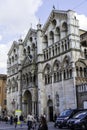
[
  {"left": 62, "top": 22, "right": 67, "bottom": 31},
  {"left": 53, "top": 60, "right": 60, "bottom": 71},
  {"left": 52, "top": 19, "right": 57, "bottom": 27},
  {"left": 43, "top": 34, "right": 48, "bottom": 48},
  {"left": 63, "top": 55, "right": 70, "bottom": 67},
  {"left": 75, "top": 60, "right": 87, "bottom": 78},
  {"left": 43, "top": 63, "right": 52, "bottom": 84},
  {"left": 55, "top": 26, "right": 60, "bottom": 35},
  {"left": 49, "top": 31, "right": 54, "bottom": 44},
  {"left": 53, "top": 60, "right": 60, "bottom": 82},
  {"left": 44, "top": 63, "right": 51, "bottom": 74},
  {"left": 27, "top": 46, "right": 30, "bottom": 54}
]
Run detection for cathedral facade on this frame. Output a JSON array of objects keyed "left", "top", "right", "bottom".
[{"left": 7, "top": 9, "right": 87, "bottom": 121}]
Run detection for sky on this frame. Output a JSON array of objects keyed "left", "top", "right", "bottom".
[{"left": 0, "top": 0, "right": 87, "bottom": 74}]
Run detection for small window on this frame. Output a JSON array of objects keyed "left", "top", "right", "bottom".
[{"left": 30, "top": 37, "right": 32, "bottom": 42}]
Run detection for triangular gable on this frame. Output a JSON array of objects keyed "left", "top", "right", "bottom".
[
  {"left": 22, "top": 55, "right": 32, "bottom": 67},
  {"left": 42, "top": 9, "right": 67, "bottom": 32},
  {"left": 23, "top": 28, "right": 37, "bottom": 45},
  {"left": 8, "top": 41, "right": 18, "bottom": 56}
]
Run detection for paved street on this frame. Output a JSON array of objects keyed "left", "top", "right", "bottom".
[{"left": 0, "top": 121, "right": 70, "bottom": 130}]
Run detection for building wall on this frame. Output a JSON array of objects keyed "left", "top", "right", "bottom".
[
  {"left": 7, "top": 9, "right": 87, "bottom": 120},
  {"left": 0, "top": 74, "right": 7, "bottom": 114}
]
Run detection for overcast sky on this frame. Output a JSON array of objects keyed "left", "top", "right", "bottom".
[{"left": 0, "top": 0, "right": 87, "bottom": 74}]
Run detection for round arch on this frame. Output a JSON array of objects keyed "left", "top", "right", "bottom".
[{"left": 22, "top": 90, "right": 32, "bottom": 116}]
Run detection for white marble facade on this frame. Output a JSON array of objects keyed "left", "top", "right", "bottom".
[{"left": 7, "top": 9, "right": 87, "bottom": 120}]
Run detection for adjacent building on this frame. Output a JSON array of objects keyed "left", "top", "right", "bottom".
[
  {"left": 7, "top": 9, "right": 87, "bottom": 121},
  {"left": 0, "top": 74, "right": 7, "bottom": 115}
]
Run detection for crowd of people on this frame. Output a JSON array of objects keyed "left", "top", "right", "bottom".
[
  {"left": 27, "top": 113, "right": 48, "bottom": 130},
  {"left": 0, "top": 113, "right": 48, "bottom": 130}
]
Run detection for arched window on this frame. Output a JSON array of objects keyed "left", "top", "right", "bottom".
[
  {"left": 12, "top": 56, "right": 14, "bottom": 62},
  {"left": 76, "top": 67, "right": 79, "bottom": 77},
  {"left": 56, "top": 27, "right": 60, "bottom": 35},
  {"left": 33, "top": 74, "right": 36, "bottom": 83},
  {"left": 52, "top": 19, "right": 56, "bottom": 27},
  {"left": 54, "top": 73, "right": 56, "bottom": 82},
  {"left": 23, "top": 48, "right": 26, "bottom": 56},
  {"left": 62, "top": 43, "right": 64, "bottom": 52},
  {"left": 53, "top": 60, "right": 60, "bottom": 82},
  {"left": 49, "top": 48, "right": 51, "bottom": 58},
  {"left": 14, "top": 48, "right": 16, "bottom": 53},
  {"left": 55, "top": 45, "right": 57, "bottom": 55},
  {"left": 70, "top": 69, "right": 72, "bottom": 78},
  {"left": 43, "top": 35, "right": 48, "bottom": 49},
  {"left": 46, "top": 50, "right": 48, "bottom": 59},
  {"left": 44, "top": 51, "right": 46, "bottom": 60},
  {"left": 84, "top": 68, "right": 87, "bottom": 77},
  {"left": 48, "top": 74, "right": 50, "bottom": 84},
  {"left": 62, "top": 22, "right": 67, "bottom": 31},
  {"left": 52, "top": 46, "right": 55, "bottom": 56},
  {"left": 68, "top": 39, "right": 70, "bottom": 49},
  {"left": 45, "top": 75, "right": 47, "bottom": 84},
  {"left": 27, "top": 46, "right": 30, "bottom": 54},
  {"left": 49, "top": 31, "right": 54, "bottom": 44},
  {"left": 64, "top": 70, "right": 66, "bottom": 79},
  {"left": 55, "top": 27, "right": 60, "bottom": 41},
  {"left": 30, "top": 37, "right": 32, "bottom": 42},
  {"left": 44, "top": 64, "right": 51, "bottom": 84},
  {"left": 65, "top": 40, "right": 67, "bottom": 51},
  {"left": 15, "top": 54, "right": 17, "bottom": 60},
  {"left": 9, "top": 58, "right": 11, "bottom": 64},
  {"left": 80, "top": 67, "right": 83, "bottom": 77},
  {"left": 84, "top": 49, "right": 87, "bottom": 59}
]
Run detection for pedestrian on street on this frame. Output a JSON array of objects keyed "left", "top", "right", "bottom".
[
  {"left": 19, "top": 114, "right": 24, "bottom": 127},
  {"left": 32, "top": 118, "right": 37, "bottom": 130},
  {"left": 5, "top": 115, "right": 8, "bottom": 124},
  {"left": 27, "top": 112, "right": 34, "bottom": 130},
  {"left": 10, "top": 115, "right": 13, "bottom": 125},
  {"left": 38, "top": 116, "right": 48, "bottom": 130},
  {"left": 14, "top": 115, "right": 18, "bottom": 128}
]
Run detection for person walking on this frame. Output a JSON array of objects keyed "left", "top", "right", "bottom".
[
  {"left": 19, "top": 114, "right": 24, "bottom": 127},
  {"left": 38, "top": 116, "right": 48, "bottom": 130},
  {"left": 14, "top": 115, "right": 18, "bottom": 128},
  {"left": 27, "top": 113, "right": 34, "bottom": 130},
  {"left": 10, "top": 115, "right": 13, "bottom": 125}
]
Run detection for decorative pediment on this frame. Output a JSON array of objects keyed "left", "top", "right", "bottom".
[
  {"left": 43, "top": 9, "right": 67, "bottom": 32},
  {"left": 23, "top": 28, "right": 37, "bottom": 45},
  {"left": 8, "top": 41, "right": 18, "bottom": 55},
  {"left": 22, "top": 55, "right": 32, "bottom": 67}
]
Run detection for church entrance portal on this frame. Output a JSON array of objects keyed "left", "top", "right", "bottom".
[
  {"left": 48, "top": 99, "right": 53, "bottom": 121},
  {"left": 23, "top": 90, "right": 32, "bottom": 116}
]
